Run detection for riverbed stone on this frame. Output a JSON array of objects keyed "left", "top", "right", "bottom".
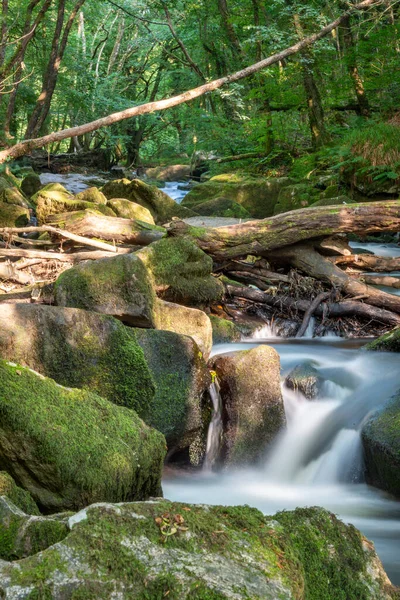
[
  {"left": 107, "top": 197, "right": 155, "bottom": 223},
  {"left": 285, "top": 362, "right": 324, "bottom": 400},
  {"left": 0, "top": 502, "right": 395, "bottom": 599},
  {"left": 145, "top": 164, "right": 191, "bottom": 181},
  {"left": 364, "top": 326, "right": 400, "bottom": 352},
  {"left": 0, "top": 304, "right": 155, "bottom": 414},
  {"left": 0, "top": 202, "right": 29, "bottom": 227},
  {"left": 210, "top": 315, "right": 242, "bottom": 344},
  {"left": 21, "top": 173, "right": 42, "bottom": 198},
  {"left": 273, "top": 183, "right": 319, "bottom": 214},
  {"left": 35, "top": 195, "right": 115, "bottom": 224},
  {"left": 0, "top": 360, "right": 166, "bottom": 512},
  {"left": 211, "top": 345, "right": 285, "bottom": 466},
  {"left": 183, "top": 174, "right": 294, "bottom": 218},
  {"left": 74, "top": 186, "right": 107, "bottom": 204},
  {"left": 0, "top": 185, "right": 30, "bottom": 208},
  {"left": 102, "top": 178, "right": 196, "bottom": 223},
  {"left": 362, "top": 391, "right": 400, "bottom": 497},
  {"left": 135, "top": 329, "right": 211, "bottom": 464},
  {"left": 193, "top": 196, "right": 252, "bottom": 218}
]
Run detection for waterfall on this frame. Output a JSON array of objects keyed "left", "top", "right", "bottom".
[{"left": 203, "top": 379, "right": 223, "bottom": 470}]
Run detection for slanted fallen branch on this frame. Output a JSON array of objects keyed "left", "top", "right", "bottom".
[
  {"left": 330, "top": 254, "right": 400, "bottom": 272},
  {"left": 0, "top": 225, "right": 118, "bottom": 253}
]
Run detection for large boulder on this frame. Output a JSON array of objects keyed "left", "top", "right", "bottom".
[
  {"left": 35, "top": 195, "right": 115, "bottom": 224},
  {"left": 74, "top": 186, "right": 107, "bottom": 204},
  {"left": 210, "top": 315, "right": 242, "bottom": 344},
  {"left": 193, "top": 197, "right": 252, "bottom": 218},
  {"left": 362, "top": 392, "right": 400, "bottom": 497},
  {"left": 0, "top": 502, "right": 395, "bottom": 599},
  {"left": 137, "top": 237, "right": 223, "bottom": 307},
  {"left": 145, "top": 164, "right": 191, "bottom": 181},
  {"left": 54, "top": 253, "right": 157, "bottom": 327},
  {"left": 364, "top": 326, "right": 400, "bottom": 352},
  {"left": 183, "top": 174, "right": 294, "bottom": 218},
  {"left": 211, "top": 345, "right": 285, "bottom": 466},
  {"left": 0, "top": 202, "right": 29, "bottom": 227},
  {"left": 0, "top": 304, "right": 155, "bottom": 414},
  {"left": 21, "top": 173, "right": 42, "bottom": 198},
  {"left": 107, "top": 198, "right": 155, "bottom": 223},
  {"left": 0, "top": 497, "right": 68, "bottom": 560},
  {"left": 136, "top": 329, "right": 211, "bottom": 464},
  {"left": 0, "top": 179, "right": 30, "bottom": 208},
  {"left": 0, "top": 360, "right": 166, "bottom": 511},
  {"left": 102, "top": 178, "right": 196, "bottom": 223},
  {"left": 273, "top": 183, "right": 320, "bottom": 215}
]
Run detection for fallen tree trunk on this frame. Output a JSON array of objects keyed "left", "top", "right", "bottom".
[
  {"left": 47, "top": 210, "right": 166, "bottom": 246},
  {"left": 331, "top": 254, "right": 400, "bottom": 272},
  {"left": 226, "top": 285, "right": 400, "bottom": 326},
  {"left": 269, "top": 244, "right": 400, "bottom": 314},
  {"left": 0, "top": 247, "right": 134, "bottom": 263},
  {"left": 167, "top": 201, "right": 400, "bottom": 259},
  {"left": 358, "top": 275, "right": 400, "bottom": 289},
  {"left": 0, "top": 262, "right": 34, "bottom": 285},
  {"left": 0, "top": 225, "right": 118, "bottom": 252},
  {"left": 0, "top": 0, "right": 379, "bottom": 163}
]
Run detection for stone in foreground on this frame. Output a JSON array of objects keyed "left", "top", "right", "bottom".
[{"left": 0, "top": 502, "right": 395, "bottom": 599}]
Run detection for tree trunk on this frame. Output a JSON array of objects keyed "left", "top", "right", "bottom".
[
  {"left": 331, "top": 254, "right": 400, "bottom": 272},
  {"left": 0, "top": 0, "right": 379, "bottom": 164},
  {"left": 217, "top": 0, "right": 242, "bottom": 57},
  {"left": 340, "top": 14, "right": 370, "bottom": 116},
  {"left": 167, "top": 200, "right": 400, "bottom": 260}
]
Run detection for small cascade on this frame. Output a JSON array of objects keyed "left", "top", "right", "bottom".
[
  {"left": 203, "top": 379, "right": 223, "bottom": 470},
  {"left": 303, "top": 317, "right": 315, "bottom": 338},
  {"left": 250, "top": 322, "right": 280, "bottom": 340}
]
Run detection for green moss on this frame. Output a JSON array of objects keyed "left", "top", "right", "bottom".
[
  {"left": 273, "top": 184, "right": 319, "bottom": 215},
  {"left": 0, "top": 202, "right": 29, "bottom": 227},
  {"left": 0, "top": 472, "right": 40, "bottom": 515},
  {"left": 194, "top": 197, "right": 251, "bottom": 219},
  {"left": 35, "top": 196, "right": 115, "bottom": 224},
  {"left": 0, "top": 360, "right": 166, "bottom": 511},
  {"left": 209, "top": 316, "right": 242, "bottom": 344},
  {"left": 138, "top": 237, "right": 223, "bottom": 306},
  {"left": 364, "top": 327, "right": 400, "bottom": 352}
]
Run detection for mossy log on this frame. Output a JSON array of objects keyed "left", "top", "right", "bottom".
[
  {"left": 167, "top": 200, "right": 400, "bottom": 260},
  {"left": 48, "top": 209, "right": 166, "bottom": 246}
]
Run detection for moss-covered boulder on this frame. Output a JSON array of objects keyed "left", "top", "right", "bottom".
[
  {"left": 21, "top": 173, "right": 42, "bottom": 198},
  {"left": 364, "top": 326, "right": 400, "bottom": 352},
  {"left": 362, "top": 391, "right": 400, "bottom": 497},
  {"left": 0, "top": 360, "right": 166, "bottom": 511},
  {"left": 210, "top": 315, "right": 242, "bottom": 344},
  {"left": 183, "top": 175, "right": 293, "bottom": 218},
  {"left": 285, "top": 362, "right": 323, "bottom": 400},
  {"left": 54, "top": 253, "right": 156, "bottom": 327},
  {"left": 137, "top": 237, "right": 223, "bottom": 307},
  {"left": 136, "top": 329, "right": 211, "bottom": 463},
  {"left": 311, "top": 195, "right": 355, "bottom": 207},
  {"left": 0, "top": 497, "right": 68, "bottom": 560},
  {"left": 102, "top": 178, "right": 196, "bottom": 223},
  {"left": 154, "top": 299, "right": 212, "bottom": 359},
  {"left": 35, "top": 195, "right": 115, "bottom": 224},
  {"left": 0, "top": 185, "right": 30, "bottom": 208},
  {"left": 193, "top": 197, "right": 252, "bottom": 218},
  {"left": 0, "top": 501, "right": 395, "bottom": 599},
  {"left": 0, "top": 202, "right": 29, "bottom": 227},
  {"left": 0, "top": 472, "right": 40, "bottom": 515},
  {"left": 74, "top": 186, "right": 107, "bottom": 204},
  {"left": 210, "top": 346, "right": 285, "bottom": 466},
  {"left": 0, "top": 304, "right": 155, "bottom": 414},
  {"left": 107, "top": 197, "right": 155, "bottom": 223},
  {"left": 273, "top": 183, "right": 320, "bottom": 215},
  {"left": 145, "top": 164, "right": 191, "bottom": 181}
]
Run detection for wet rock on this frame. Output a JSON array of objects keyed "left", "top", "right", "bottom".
[
  {"left": 21, "top": 173, "right": 42, "bottom": 198},
  {"left": 0, "top": 360, "right": 166, "bottom": 512},
  {"left": 211, "top": 345, "right": 285, "bottom": 466},
  {"left": 362, "top": 391, "right": 400, "bottom": 497},
  {"left": 183, "top": 173, "right": 294, "bottom": 218},
  {"left": 0, "top": 304, "right": 155, "bottom": 414},
  {"left": 364, "top": 326, "right": 400, "bottom": 352},
  {"left": 102, "top": 178, "right": 196, "bottom": 223},
  {"left": 210, "top": 315, "right": 242, "bottom": 344},
  {"left": 107, "top": 198, "right": 155, "bottom": 223},
  {"left": 136, "top": 329, "right": 211, "bottom": 464},
  {"left": 285, "top": 362, "right": 324, "bottom": 400},
  {"left": 0, "top": 502, "right": 394, "bottom": 599}
]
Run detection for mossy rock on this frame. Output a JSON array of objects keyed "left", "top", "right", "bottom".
[
  {"left": 364, "top": 327, "right": 400, "bottom": 352},
  {"left": 0, "top": 360, "right": 166, "bottom": 512},
  {"left": 273, "top": 183, "right": 320, "bottom": 215},
  {"left": 209, "top": 315, "right": 242, "bottom": 344},
  {"left": 362, "top": 391, "right": 400, "bottom": 497},
  {"left": 74, "top": 187, "right": 107, "bottom": 205},
  {"left": 145, "top": 164, "right": 191, "bottom": 181},
  {"left": 193, "top": 197, "right": 251, "bottom": 219},
  {"left": 137, "top": 237, "right": 223, "bottom": 307},
  {"left": 0, "top": 497, "right": 68, "bottom": 560},
  {"left": 21, "top": 173, "right": 42, "bottom": 198},
  {"left": 35, "top": 195, "right": 115, "bottom": 224},
  {"left": 107, "top": 198, "right": 155, "bottom": 223},
  {"left": 312, "top": 195, "right": 355, "bottom": 207},
  {"left": 285, "top": 362, "right": 324, "bottom": 400},
  {"left": 135, "top": 329, "right": 211, "bottom": 462},
  {"left": 102, "top": 178, "right": 196, "bottom": 224},
  {"left": 0, "top": 186, "right": 30, "bottom": 208},
  {"left": 210, "top": 346, "right": 285, "bottom": 466},
  {"left": 183, "top": 175, "right": 294, "bottom": 218},
  {"left": 0, "top": 472, "right": 40, "bottom": 515},
  {"left": 0, "top": 202, "right": 29, "bottom": 227},
  {"left": 0, "top": 304, "right": 155, "bottom": 415},
  {"left": 0, "top": 502, "right": 395, "bottom": 599},
  {"left": 34, "top": 182, "right": 69, "bottom": 196},
  {"left": 54, "top": 253, "right": 156, "bottom": 327}
]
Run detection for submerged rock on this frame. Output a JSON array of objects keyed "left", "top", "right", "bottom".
[
  {"left": 285, "top": 362, "right": 323, "bottom": 400},
  {"left": 0, "top": 360, "right": 166, "bottom": 511},
  {"left": 211, "top": 345, "right": 285, "bottom": 466},
  {"left": 362, "top": 391, "right": 400, "bottom": 497},
  {"left": 0, "top": 501, "right": 395, "bottom": 599},
  {"left": 364, "top": 326, "right": 400, "bottom": 352},
  {"left": 102, "top": 178, "right": 196, "bottom": 223}
]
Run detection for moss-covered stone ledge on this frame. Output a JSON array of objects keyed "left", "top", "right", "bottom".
[
  {"left": 364, "top": 327, "right": 400, "bottom": 352},
  {"left": 0, "top": 502, "right": 396, "bottom": 599},
  {"left": 0, "top": 472, "right": 40, "bottom": 516}
]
